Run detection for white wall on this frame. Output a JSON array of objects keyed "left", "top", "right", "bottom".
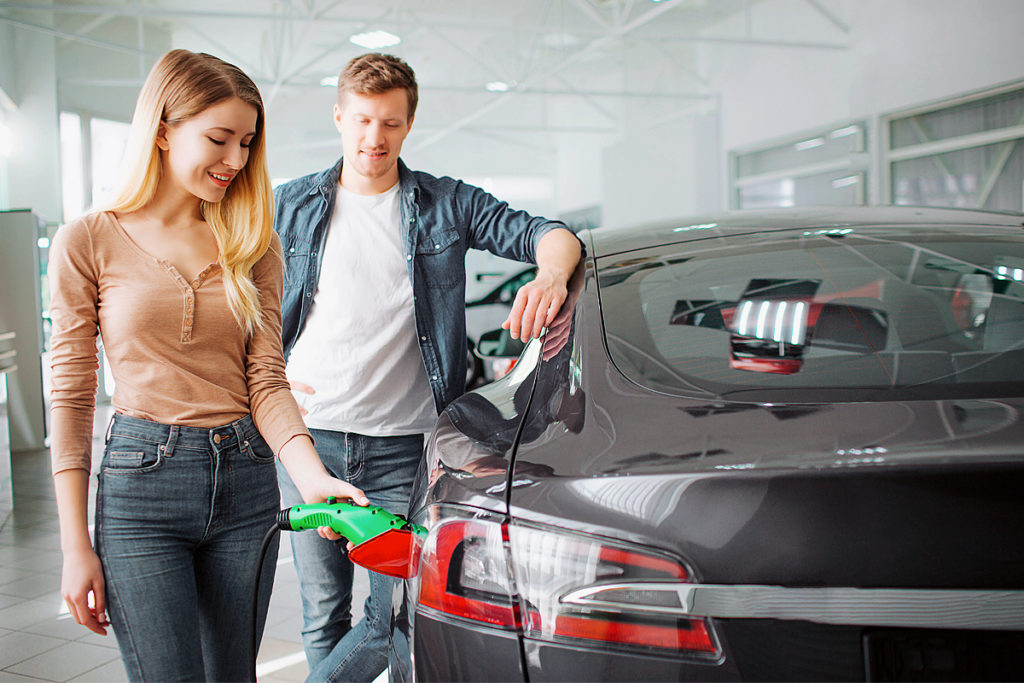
[
  {"left": 6, "top": 26, "right": 61, "bottom": 224},
  {"left": 708, "top": 0, "right": 1024, "bottom": 168},
  {"left": 595, "top": 0, "right": 1024, "bottom": 227}
]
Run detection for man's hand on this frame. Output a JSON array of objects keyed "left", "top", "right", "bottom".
[
  {"left": 502, "top": 227, "right": 582, "bottom": 342},
  {"left": 502, "top": 269, "right": 568, "bottom": 342},
  {"left": 290, "top": 380, "right": 315, "bottom": 416}
]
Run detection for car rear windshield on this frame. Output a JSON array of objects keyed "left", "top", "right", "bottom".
[{"left": 596, "top": 224, "right": 1024, "bottom": 402}]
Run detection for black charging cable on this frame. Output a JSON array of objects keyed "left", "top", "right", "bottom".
[{"left": 250, "top": 511, "right": 292, "bottom": 682}]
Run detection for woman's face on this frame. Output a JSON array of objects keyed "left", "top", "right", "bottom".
[{"left": 157, "top": 96, "right": 258, "bottom": 204}]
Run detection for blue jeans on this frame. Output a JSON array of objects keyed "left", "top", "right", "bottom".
[
  {"left": 95, "top": 413, "right": 280, "bottom": 682},
  {"left": 277, "top": 429, "right": 423, "bottom": 683}
]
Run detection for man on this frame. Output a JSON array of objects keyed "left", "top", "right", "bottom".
[{"left": 273, "top": 53, "right": 581, "bottom": 683}]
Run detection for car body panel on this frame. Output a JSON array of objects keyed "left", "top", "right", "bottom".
[{"left": 392, "top": 207, "right": 1024, "bottom": 682}]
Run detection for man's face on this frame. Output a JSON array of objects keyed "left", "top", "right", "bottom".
[{"left": 334, "top": 88, "right": 413, "bottom": 194}]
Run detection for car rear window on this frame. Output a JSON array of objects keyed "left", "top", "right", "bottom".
[{"left": 596, "top": 225, "right": 1024, "bottom": 401}]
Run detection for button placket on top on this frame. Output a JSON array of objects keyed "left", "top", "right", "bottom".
[{"left": 159, "top": 261, "right": 219, "bottom": 344}]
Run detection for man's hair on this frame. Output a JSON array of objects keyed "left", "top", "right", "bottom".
[{"left": 337, "top": 53, "right": 418, "bottom": 119}]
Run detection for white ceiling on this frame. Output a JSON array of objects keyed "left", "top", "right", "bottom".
[{"left": 1, "top": 0, "right": 853, "bottom": 198}]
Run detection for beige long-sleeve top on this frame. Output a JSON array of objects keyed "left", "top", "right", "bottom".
[{"left": 48, "top": 210, "right": 310, "bottom": 474}]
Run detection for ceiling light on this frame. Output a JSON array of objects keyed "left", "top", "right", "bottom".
[
  {"left": 485, "top": 81, "right": 510, "bottom": 92},
  {"left": 349, "top": 30, "right": 401, "bottom": 49},
  {"left": 320, "top": 76, "right": 339, "bottom": 87}
]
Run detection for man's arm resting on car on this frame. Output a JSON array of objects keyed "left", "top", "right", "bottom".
[{"left": 503, "top": 228, "right": 582, "bottom": 342}]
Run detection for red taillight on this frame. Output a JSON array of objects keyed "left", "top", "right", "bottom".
[
  {"left": 415, "top": 509, "right": 719, "bottom": 658},
  {"left": 550, "top": 615, "right": 716, "bottom": 653},
  {"left": 417, "top": 519, "right": 519, "bottom": 628}
]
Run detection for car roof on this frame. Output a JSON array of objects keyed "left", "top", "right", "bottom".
[{"left": 581, "top": 206, "right": 1024, "bottom": 259}]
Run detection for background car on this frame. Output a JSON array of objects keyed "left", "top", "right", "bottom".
[
  {"left": 391, "top": 207, "right": 1024, "bottom": 682},
  {"left": 465, "top": 265, "right": 537, "bottom": 386}
]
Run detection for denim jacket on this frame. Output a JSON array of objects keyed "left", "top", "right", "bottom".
[{"left": 273, "top": 157, "right": 566, "bottom": 414}]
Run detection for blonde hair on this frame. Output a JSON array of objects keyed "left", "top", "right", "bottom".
[{"left": 106, "top": 49, "right": 274, "bottom": 336}]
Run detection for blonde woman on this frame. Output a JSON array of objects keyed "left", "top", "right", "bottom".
[{"left": 48, "top": 49, "right": 365, "bottom": 681}]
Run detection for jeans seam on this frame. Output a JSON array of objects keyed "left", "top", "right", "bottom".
[{"left": 326, "top": 606, "right": 387, "bottom": 683}]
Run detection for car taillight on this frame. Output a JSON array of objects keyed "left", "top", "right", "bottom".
[
  {"left": 415, "top": 507, "right": 719, "bottom": 657},
  {"left": 417, "top": 518, "right": 519, "bottom": 628}
]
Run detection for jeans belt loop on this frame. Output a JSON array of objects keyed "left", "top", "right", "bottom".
[
  {"left": 232, "top": 420, "right": 247, "bottom": 450},
  {"left": 104, "top": 414, "right": 115, "bottom": 443},
  {"left": 164, "top": 425, "right": 179, "bottom": 457}
]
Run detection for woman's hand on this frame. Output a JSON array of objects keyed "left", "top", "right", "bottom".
[
  {"left": 279, "top": 434, "right": 369, "bottom": 540},
  {"left": 61, "top": 545, "right": 109, "bottom": 635}
]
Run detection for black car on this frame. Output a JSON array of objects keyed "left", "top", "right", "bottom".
[{"left": 389, "top": 207, "right": 1024, "bottom": 682}]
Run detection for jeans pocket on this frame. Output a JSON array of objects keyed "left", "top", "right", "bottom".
[
  {"left": 102, "top": 437, "right": 164, "bottom": 474},
  {"left": 243, "top": 432, "right": 277, "bottom": 464}
]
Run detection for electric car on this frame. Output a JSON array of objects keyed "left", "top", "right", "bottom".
[{"left": 390, "top": 207, "right": 1024, "bottom": 681}]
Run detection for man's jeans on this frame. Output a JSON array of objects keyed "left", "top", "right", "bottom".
[
  {"left": 95, "top": 413, "right": 280, "bottom": 682},
  {"left": 277, "top": 429, "right": 423, "bottom": 683}
]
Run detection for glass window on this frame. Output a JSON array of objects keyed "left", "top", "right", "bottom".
[
  {"left": 597, "top": 225, "right": 1024, "bottom": 402},
  {"left": 885, "top": 84, "right": 1024, "bottom": 212},
  {"left": 892, "top": 142, "right": 1024, "bottom": 210},
  {"left": 732, "top": 123, "right": 868, "bottom": 209},
  {"left": 90, "top": 117, "right": 130, "bottom": 208},
  {"left": 738, "top": 172, "right": 864, "bottom": 209},
  {"left": 59, "top": 112, "right": 85, "bottom": 221},
  {"left": 889, "top": 88, "right": 1024, "bottom": 150}
]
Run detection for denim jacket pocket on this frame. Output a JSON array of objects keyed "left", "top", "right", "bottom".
[
  {"left": 416, "top": 226, "right": 461, "bottom": 288},
  {"left": 283, "top": 249, "right": 310, "bottom": 289}
]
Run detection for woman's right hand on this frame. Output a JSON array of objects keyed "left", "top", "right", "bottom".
[{"left": 61, "top": 545, "right": 110, "bottom": 635}]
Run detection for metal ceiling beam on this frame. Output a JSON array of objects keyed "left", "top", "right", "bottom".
[
  {"left": 59, "top": 11, "right": 114, "bottom": 45},
  {"left": 569, "top": 0, "right": 611, "bottom": 30},
  {"left": 1, "top": 3, "right": 849, "bottom": 50},
  {"left": 805, "top": 0, "right": 851, "bottom": 33},
  {"left": 408, "top": 0, "right": 693, "bottom": 153},
  {"left": 0, "top": 15, "right": 160, "bottom": 57},
  {"left": 175, "top": 21, "right": 265, "bottom": 79},
  {"left": 59, "top": 76, "right": 710, "bottom": 103}
]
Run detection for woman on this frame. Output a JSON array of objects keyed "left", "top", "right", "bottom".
[{"left": 49, "top": 49, "right": 364, "bottom": 681}]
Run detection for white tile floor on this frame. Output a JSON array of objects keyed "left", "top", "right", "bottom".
[{"left": 0, "top": 406, "right": 371, "bottom": 682}]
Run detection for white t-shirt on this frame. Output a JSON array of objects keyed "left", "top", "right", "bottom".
[{"left": 285, "top": 183, "right": 436, "bottom": 436}]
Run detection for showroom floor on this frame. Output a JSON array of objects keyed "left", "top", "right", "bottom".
[{"left": 0, "top": 405, "right": 371, "bottom": 682}]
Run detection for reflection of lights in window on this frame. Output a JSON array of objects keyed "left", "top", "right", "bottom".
[
  {"left": 802, "top": 228, "right": 854, "bottom": 236},
  {"left": 673, "top": 222, "right": 718, "bottom": 233},
  {"left": 831, "top": 175, "right": 860, "bottom": 188},
  {"left": 736, "top": 299, "right": 809, "bottom": 345},
  {"left": 830, "top": 125, "right": 861, "bottom": 138},
  {"left": 736, "top": 300, "right": 753, "bottom": 335},
  {"left": 792, "top": 302, "right": 807, "bottom": 345},
  {"left": 772, "top": 301, "right": 787, "bottom": 342},
  {"left": 349, "top": 30, "right": 401, "bottom": 49},
  {"left": 755, "top": 301, "right": 770, "bottom": 339},
  {"left": 794, "top": 137, "right": 825, "bottom": 151},
  {"left": 995, "top": 265, "right": 1024, "bottom": 281}
]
